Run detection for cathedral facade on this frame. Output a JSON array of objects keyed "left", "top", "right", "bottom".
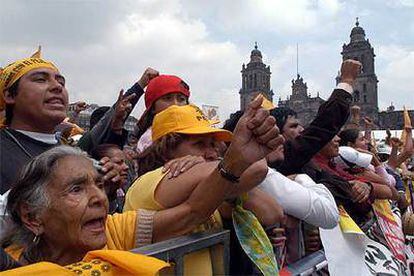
[
  {"left": 239, "top": 20, "right": 411, "bottom": 129},
  {"left": 277, "top": 75, "right": 324, "bottom": 126}
]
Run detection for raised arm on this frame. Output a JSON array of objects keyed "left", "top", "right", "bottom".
[
  {"left": 388, "top": 127, "right": 413, "bottom": 170},
  {"left": 78, "top": 68, "right": 158, "bottom": 152},
  {"left": 155, "top": 158, "right": 269, "bottom": 208},
  {"left": 151, "top": 97, "right": 284, "bottom": 242},
  {"left": 277, "top": 59, "right": 362, "bottom": 175}
]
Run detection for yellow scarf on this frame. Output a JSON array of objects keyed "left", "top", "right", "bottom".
[
  {"left": 0, "top": 46, "right": 58, "bottom": 111},
  {"left": 1, "top": 250, "right": 169, "bottom": 275}
]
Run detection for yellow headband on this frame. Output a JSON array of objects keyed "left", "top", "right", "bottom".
[{"left": 0, "top": 46, "right": 58, "bottom": 111}]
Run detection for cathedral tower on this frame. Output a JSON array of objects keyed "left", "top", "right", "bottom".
[
  {"left": 339, "top": 18, "right": 379, "bottom": 121},
  {"left": 239, "top": 43, "right": 273, "bottom": 110}
]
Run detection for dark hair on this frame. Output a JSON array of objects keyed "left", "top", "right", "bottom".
[
  {"left": 339, "top": 128, "right": 360, "bottom": 147},
  {"left": 269, "top": 107, "right": 297, "bottom": 131},
  {"left": 90, "top": 106, "right": 111, "bottom": 129},
  {"left": 223, "top": 110, "right": 243, "bottom": 132},
  {"left": 5, "top": 79, "right": 20, "bottom": 125},
  {"left": 135, "top": 107, "right": 155, "bottom": 139},
  {"left": 223, "top": 107, "right": 297, "bottom": 134},
  {"left": 137, "top": 133, "right": 185, "bottom": 176},
  {"left": 90, "top": 144, "right": 121, "bottom": 160}
]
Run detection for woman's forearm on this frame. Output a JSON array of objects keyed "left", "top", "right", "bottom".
[{"left": 152, "top": 166, "right": 239, "bottom": 242}]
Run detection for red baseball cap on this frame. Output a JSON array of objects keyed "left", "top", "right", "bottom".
[{"left": 144, "top": 75, "right": 191, "bottom": 109}]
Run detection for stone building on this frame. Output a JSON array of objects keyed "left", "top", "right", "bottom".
[
  {"left": 278, "top": 75, "right": 324, "bottom": 126},
  {"left": 67, "top": 103, "right": 137, "bottom": 132},
  {"left": 378, "top": 104, "right": 414, "bottom": 130},
  {"left": 239, "top": 43, "right": 273, "bottom": 111},
  {"left": 238, "top": 19, "right": 412, "bottom": 129},
  {"left": 337, "top": 18, "right": 379, "bottom": 122}
]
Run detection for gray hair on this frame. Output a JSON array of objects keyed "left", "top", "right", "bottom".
[{"left": 1, "top": 146, "right": 88, "bottom": 263}]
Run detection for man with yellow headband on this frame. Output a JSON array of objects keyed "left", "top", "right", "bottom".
[
  {"left": 0, "top": 48, "right": 68, "bottom": 195},
  {"left": 0, "top": 48, "right": 159, "bottom": 199}
]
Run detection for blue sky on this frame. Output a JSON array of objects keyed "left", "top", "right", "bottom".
[{"left": 1, "top": 0, "right": 413, "bottom": 122}]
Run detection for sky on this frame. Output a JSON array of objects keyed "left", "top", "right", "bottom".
[{"left": 1, "top": 0, "right": 413, "bottom": 121}]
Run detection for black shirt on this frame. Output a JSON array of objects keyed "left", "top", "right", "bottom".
[
  {"left": 0, "top": 129, "right": 56, "bottom": 194},
  {"left": 271, "top": 88, "right": 353, "bottom": 175}
]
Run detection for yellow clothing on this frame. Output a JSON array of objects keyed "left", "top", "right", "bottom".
[
  {"left": 105, "top": 211, "right": 138, "bottom": 250},
  {"left": 124, "top": 167, "right": 223, "bottom": 276},
  {"left": 0, "top": 47, "right": 58, "bottom": 111},
  {"left": 1, "top": 250, "right": 169, "bottom": 275},
  {"left": 6, "top": 211, "right": 140, "bottom": 262}
]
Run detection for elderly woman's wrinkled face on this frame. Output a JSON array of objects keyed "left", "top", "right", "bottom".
[{"left": 40, "top": 155, "right": 109, "bottom": 252}]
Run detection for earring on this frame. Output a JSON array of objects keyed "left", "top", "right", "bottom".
[{"left": 32, "top": 235, "right": 40, "bottom": 244}]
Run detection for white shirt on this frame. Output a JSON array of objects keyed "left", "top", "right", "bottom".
[
  {"left": 0, "top": 190, "right": 10, "bottom": 219},
  {"left": 259, "top": 168, "right": 339, "bottom": 229},
  {"left": 16, "top": 130, "right": 58, "bottom": 144}
]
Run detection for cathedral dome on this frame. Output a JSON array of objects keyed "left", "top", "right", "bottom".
[
  {"left": 250, "top": 42, "right": 263, "bottom": 62},
  {"left": 351, "top": 24, "right": 365, "bottom": 36},
  {"left": 251, "top": 45, "right": 262, "bottom": 58},
  {"left": 350, "top": 18, "right": 366, "bottom": 42}
]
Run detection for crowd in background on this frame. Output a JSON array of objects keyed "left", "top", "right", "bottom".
[{"left": 0, "top": 48, "right": 413, "bottom": 275}]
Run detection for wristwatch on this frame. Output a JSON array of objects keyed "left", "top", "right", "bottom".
[{"left": 217, "top": 159, "right": 240, "bottom": 183}]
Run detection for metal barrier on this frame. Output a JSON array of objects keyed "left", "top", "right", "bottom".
[
  {"left": 132, "top": 228, "right": 328, "bottom": 275},
  {"left": 132, "top": 230, "right": 230, "bottom": 275},
  {"left": 280, "top": 250, "right": 328, "bottom": 276}
]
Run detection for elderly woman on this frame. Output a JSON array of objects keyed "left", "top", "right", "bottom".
[{"left": 1, "top": 97, "right": 281, "bottom": 272}]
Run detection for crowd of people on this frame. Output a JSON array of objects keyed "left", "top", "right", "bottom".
[{"left": 0, "top": 48, "right": 413, "bottom": 275}]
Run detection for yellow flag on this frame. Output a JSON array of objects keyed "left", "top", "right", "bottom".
[
  {"left": 254, "top": 93, "right": 275, "bottom": 110},
  {"left": 400, "top": 106, "right": 412, "bottom": 146},
  {"left": 403, "top": 106, "right": 412, "bottom": 128},
  {"left": 31, "top": 45, "right": 42, "bottom": 58},
  {"left": 338, "top": 205, "right": 364, "bottom": 234}
]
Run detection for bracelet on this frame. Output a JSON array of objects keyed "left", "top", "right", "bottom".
[{"left": 217, "top": 159, "right": 240, "bottom": 183}]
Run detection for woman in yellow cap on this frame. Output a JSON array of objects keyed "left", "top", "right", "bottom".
[{"left": 124, "top": 102, "right": 284, "bottom": 275}]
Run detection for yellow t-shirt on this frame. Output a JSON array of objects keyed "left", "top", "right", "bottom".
[{"left": 124, "top": 167, "right": 223, "bottom": 276}]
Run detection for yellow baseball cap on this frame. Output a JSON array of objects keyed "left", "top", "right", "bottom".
[{"left": 152, "top": 104, "right": 233, "bottom": 142}]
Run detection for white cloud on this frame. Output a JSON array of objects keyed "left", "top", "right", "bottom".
[
  {"left": 386, "top": 0, "right": 414, "bottom": 7},
  {"left": 0, "top": 0, "right": 412, "bottom": 125},
  {"left": 181, "top": 0, "right": 343, "bottom": 35},
  {"left": 376, "top": 44, "right": 414, "bottom": 110}
]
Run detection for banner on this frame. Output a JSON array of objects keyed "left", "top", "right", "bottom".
[
  {"left": 320, "top": 206, "right": 408, "bottom": 275},
  {"left": 372, "top": 200, "right": 406, "bottom": 263},
  {"left": 320, "top": 206, "right": 370, "bottom": 276},
  {"left": 202, "top": 105, "right": 220, "bottom": 125}
]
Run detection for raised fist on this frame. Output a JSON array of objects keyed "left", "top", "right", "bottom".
[
  {"left": 137, "top": 67, "right": 159, "bottom": 88},
  {"left": 340, "top": 59, "right": 362, "bottom": 86}
]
